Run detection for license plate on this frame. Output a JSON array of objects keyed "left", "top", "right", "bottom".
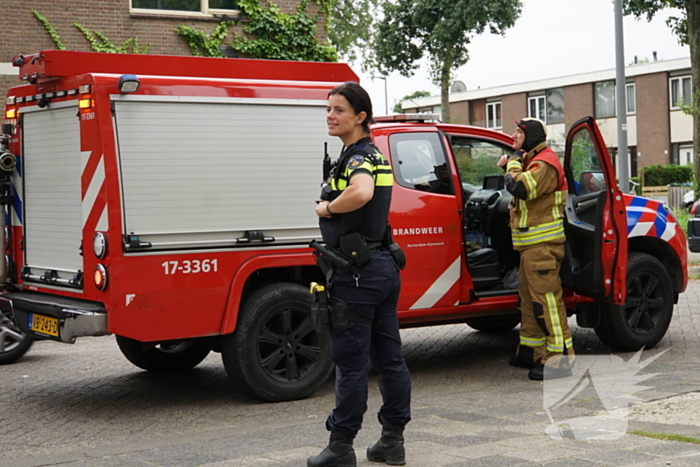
[{"left": 29, "top": 313, "right": 59, "bottom": 337}]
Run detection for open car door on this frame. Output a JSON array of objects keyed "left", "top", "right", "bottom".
[{"left": 561, "top": 117, "right": 627, "bottom": 304}]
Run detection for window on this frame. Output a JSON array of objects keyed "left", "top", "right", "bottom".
[
  {"left": 390, "top": 133, "right": 452, "bottom": 194},
  {"left": 546, "top": 88, "right": 565, "bottom": 124},
  {"left": 626, "top": 83, "right": 636, "bottom": 114},
  {"left": 450, "top": 136, "right": 513, "bottom": 186},
  {"left": 595, "top": 81, "right": 615, "bottom": 118},
  {"left": 131, "top": 0, "right": 239, "bottom": 14},
  {"left": 528, "top": 95, "right": 546, "bottom": 121},
  {"left": 670, "top": 76, "right": 692, "bottom": 109},
  {"left": 569, "top": 129, "right": 606, "bottom": 195},
  {"left": 486, "top": 102, "right": 501, "bottom": 129}
]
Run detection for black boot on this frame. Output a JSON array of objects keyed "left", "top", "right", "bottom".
[
  {"left": 528, "top": 356, "right": 573, "bottom": 381},
  {"left": 366, "top": 415, "right": 406, "bottom": 466},
  {"left": 307, "top": 431, "right": 356, "bottom": 467},
  {"left": 508, "top": 346, "right": 539, "bottom": 369}
]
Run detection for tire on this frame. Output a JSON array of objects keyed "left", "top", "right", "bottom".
[
  {"left": 466, "top": 314, "right": 521, "bottom": 333},
  {"left": 116, "top": 336, "right": 210, "bottom": 373},
  {"left": 0, "top": 313, "right": 35, "bottom": 364},
  {"left": 221, "top": 283, "right": 333, "bottom": 402},
  {"left": 594, "top": 252, "right": 674, "bottom": 351}
]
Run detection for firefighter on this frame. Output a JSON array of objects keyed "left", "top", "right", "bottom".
[
  {"left": 497, "top": 118, "right": 574, "bottom": 381},
  {"left": 307, "top": 82, "right": 411, "bottom": 467}
]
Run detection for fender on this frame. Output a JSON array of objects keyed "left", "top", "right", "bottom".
[{"left": 219, "top": 252, "right": 318, "bottom": 334}]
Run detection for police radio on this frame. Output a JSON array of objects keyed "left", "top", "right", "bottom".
[{"left": 320, "top": 142, "right": 334, "bottom": 201}]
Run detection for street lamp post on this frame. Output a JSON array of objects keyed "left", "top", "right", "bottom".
[{"left": 378, "top": 76, "right": 388, "bottom": 115}]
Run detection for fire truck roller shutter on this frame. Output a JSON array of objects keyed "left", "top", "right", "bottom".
[
  {"left": 112, "top": 97, "right": 343, "bottom": 250},
  {"left": 22, "top": 104, "right": 83, "bottom": 282}
]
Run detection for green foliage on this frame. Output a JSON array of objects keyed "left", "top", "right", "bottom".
[
  {"left": 231, "top": 0, "right": 337, "bottom": 61},
  {"left": 176, "top": 21, "right": 234, "bottom": 57},
  {"left": 75, "top": 24, "right": 151, "bottom": 54},
  {"left": 176, "top": 0, "right": 336, "bottom": 61},
  {"left": 643, "top": 164, "right": 693, "bottom": 186},
  {"left": 372, "top": 0, "right": 522, "bottom": 122},
  {"left": 32, "top": 10, "right": 149, "bottom": 54},
  {"left": 393, "top": 90, "right": 431, "bottom": 114},
  {"left": 328, "top": 0, "right": 377, "bottom": 65},
  {"left": 31, "top": 9, "right": 66, "bottom": 50},
  {"left": 623, "top": 1, "right": 687, "bottom": 44}
]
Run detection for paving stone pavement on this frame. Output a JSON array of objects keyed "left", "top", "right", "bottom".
[{"left": 2, "top": 280, "right": 700, "bottom": 467}]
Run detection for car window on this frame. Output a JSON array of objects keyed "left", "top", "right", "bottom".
[
  {"left": 569, "top": 129, "right": 606, "bottom": 195},
  {"left": 450, "top": 136, "right": 513, "bottom": 187},
  {"left": 389, "top": 132, "right": 453, "bottom": 194}
]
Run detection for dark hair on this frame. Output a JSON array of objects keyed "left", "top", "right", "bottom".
[{"left": 328, "top": 82, "right": 374, "bottom": 133}]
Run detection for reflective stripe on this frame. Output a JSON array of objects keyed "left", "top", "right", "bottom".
[
  {"left": 520, "top": 335, "right": 546, "bottom": 347},
  {"left": 545, "top": 292, "right": 564, "bottom": 351},
  {"left": 512, "top": 219, "right": 565, "bottom": 247},
  {"left": 548, "top": 338, "right": 573, "bottom": 353},
  {"left": 518, "top": 198, "right": 529, "bottom": 229},
  {"left": 331, "top": 153, "right": 393, "bottom": 190},
  {"left": 507, "top": 160, "right": 522, "bottom": 171},
  {"left": 552, "top": 190, "right": 564, "bottom": 219},
  {"left": 523, "top": 171, "right": 538, "bottom": 200}
]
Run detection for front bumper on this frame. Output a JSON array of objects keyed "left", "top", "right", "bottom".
[
  {"left": 0, "top": 292, "right": 107, "bottom": 343},
  {"left": 688, "top": 217, "right": 700, "bottom": 253}
]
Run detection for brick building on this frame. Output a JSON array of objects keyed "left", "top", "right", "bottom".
[
  {"left": 1, "top": 0, "right": 327, "bottom": 100},
  {"left": 403, "top": 58, "right": 694, "bottom": 178}
]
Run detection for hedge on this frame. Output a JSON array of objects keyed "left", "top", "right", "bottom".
[{"left": 642, "top": 164, "right": 693, "bottom": 186}]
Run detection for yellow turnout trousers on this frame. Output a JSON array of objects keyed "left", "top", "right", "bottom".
[{"left": 517, "top": 242, "right": 574, "bottom": 366}]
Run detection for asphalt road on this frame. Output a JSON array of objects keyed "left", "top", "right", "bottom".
[{"left": 2, "top": 280, "right": 700, "bottom": 467}]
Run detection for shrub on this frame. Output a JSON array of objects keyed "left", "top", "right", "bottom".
[{"left": 643, "top": 164, "right": 693, "bottom": 186}]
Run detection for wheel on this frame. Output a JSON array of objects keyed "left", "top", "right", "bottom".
[
  {"left": 116, "top": 336, "right": 210, "bottom": 373},
  {"left": 594, "top": 252, "right": 674, "bottom": 351},
  {"left": 466, "top": 314, "right": 521, "bottom": 333},
  {"left": 221, "top": 283, "right": 333, "bottom": 402},
  {"left": 0, "top": 313, "right": 35, "bottom": 364}
]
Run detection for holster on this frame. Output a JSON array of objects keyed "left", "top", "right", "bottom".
[
  {"left": 309, "top": 282, "right": 330, "bottom": 331},
  {"left": 309, "top": 284, "right": 364, "bottom": 329},
  {"left": 382, "top": 225, "right": 407, "bottom": 270}
]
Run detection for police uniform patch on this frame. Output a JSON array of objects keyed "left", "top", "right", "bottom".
[{"left": 348, "top": 155, "right": 365, "bottom": 169}]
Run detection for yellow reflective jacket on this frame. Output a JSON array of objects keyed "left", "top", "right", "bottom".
[{"left": 505, "top": 143, "right": 568, "bottom": 250}]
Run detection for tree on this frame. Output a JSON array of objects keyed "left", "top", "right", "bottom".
[
  {"left": 328, "top": 0, "right": 378, "bottom": 65},
  {"left": 393, "top": 90, "right": 431, "bottom": 113},
  {"left": 372, "top": 0, "right": 522, "bottom": 122},
  {"left": 623, "top": 1, "right": 700, "bottom": 194}
]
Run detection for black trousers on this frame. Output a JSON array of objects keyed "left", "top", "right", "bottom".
[{"left": 326, "top": 249, "right": 411, "bottom": 435}]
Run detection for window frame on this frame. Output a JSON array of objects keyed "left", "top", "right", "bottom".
[
  {"left": 545, "top": 88, "right": 565, "bottom": 124},
  {"left": 389, "top": 131, "right": 453, "bottom": 195},
  {"left": 670, "top": 75, "right": 692, "bottom": 110},
  {"left": 130, "top": 0, "right": 240, "bottom": 16},
  {"left": 486, "top": 101, "right": 502, "bottom": 130},
  {"left": 626, "top": 83, "right": 636, "bottom": 115},
  {"left": 594, "top": 80, "right": 616, "bottom": 119},
  {"left": 528, "top": 95, "right": 546, "bottom": 122}
]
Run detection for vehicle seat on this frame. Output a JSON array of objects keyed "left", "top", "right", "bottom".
[{"left": 467, "top": 247, "right": 501, "bottom": 290}]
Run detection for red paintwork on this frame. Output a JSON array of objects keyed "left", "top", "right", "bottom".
[
  {"left": 2, "top": 52, "right": 688, "bottom": 344},
  {"left": 12, "top": 50, "right": 359, "bottom": 84}
]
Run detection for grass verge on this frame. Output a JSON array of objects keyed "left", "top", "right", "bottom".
[{"left": 629, "top": 429, "right": 700, "bottom": 444}]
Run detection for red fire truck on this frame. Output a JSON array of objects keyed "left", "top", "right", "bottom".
[{"left": 1, "top": 51, "right": 687, "bottom": 401}]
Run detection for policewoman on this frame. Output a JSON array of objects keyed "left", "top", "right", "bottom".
[{"left": 308, "top": 82, "right": 411, "bottom": 467}]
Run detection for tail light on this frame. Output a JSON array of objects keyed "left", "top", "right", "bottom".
[{"left": 94, "top": 264, "right": 108, "bottom": 291}]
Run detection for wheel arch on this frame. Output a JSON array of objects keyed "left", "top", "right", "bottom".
[
  {"left": 628, "top": 236, "right": 683, "bottom": 301},
  {"left": 220, "top": 253, "right": 324, "bottom": 335}
]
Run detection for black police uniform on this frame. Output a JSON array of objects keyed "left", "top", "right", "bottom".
[{"left": 319, "top": 137, "right": 411, "bottom": 436}]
